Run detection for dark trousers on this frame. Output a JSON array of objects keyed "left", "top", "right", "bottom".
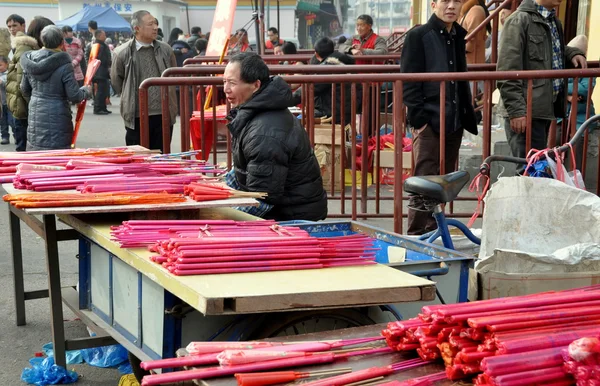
[
  {"left": 93, "top": 79, "right": 109, "bottom": 113},
  {"left": 125, "top": 115, "right": 172, "bottom": 152},
  {"left": 0, "top": 104, "right": 11, "bottom": 140},
  {"left": 407, "top": 125, "right": 464, "bottom": 235},
  {"left": 505, "top": 118, "right": 551, "bottom": 159},
  {"left": 12, "top": 117, "right": 27, "bottom": 152}
]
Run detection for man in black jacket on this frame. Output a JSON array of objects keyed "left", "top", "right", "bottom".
[
  {"left": 224, "top": 53, "right": 327, "bottom": 221},
  {"left": 401, "top": 0, "right": 478, "bottom": 235},
  {"left": 88, "top": 30, "right": 112, "bottom": 115},
  {"left": 291, "top": 37, "right": 358, "bottom": 124}
]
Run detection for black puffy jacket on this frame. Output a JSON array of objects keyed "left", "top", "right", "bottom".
[
  {"left": 228, "top": 76, "right": 327, "bottom": 221},
  {"left": 21, "top": 49, "right": 89, "bottom": 151}
]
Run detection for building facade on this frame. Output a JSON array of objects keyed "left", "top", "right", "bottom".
[
  {"left": 0, "top": 0, "right": 297, "bottom": 43},
  {"left": 346, "top": 0, "right": 411, "bottom": 37}
]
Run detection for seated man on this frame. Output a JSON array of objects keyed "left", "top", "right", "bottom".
[{"left": 224, "top": 52, "right": 327, "bottom": 221}]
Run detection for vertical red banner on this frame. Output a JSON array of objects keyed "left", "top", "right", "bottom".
[{"left": 206, "top": 0, "right": 239, "bottom": 56}]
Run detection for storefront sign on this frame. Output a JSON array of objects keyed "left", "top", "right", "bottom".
[{"left": 82, "top": 1, "right": 134, "bottom": 13}]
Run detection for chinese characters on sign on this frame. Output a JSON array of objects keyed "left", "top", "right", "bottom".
[{"left": 82, "top": 1, "right": 133, "bottom": 13}]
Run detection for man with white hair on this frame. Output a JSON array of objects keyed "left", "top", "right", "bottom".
[{"left": 110, "top": 10, "right": 177, "bottom": 151}]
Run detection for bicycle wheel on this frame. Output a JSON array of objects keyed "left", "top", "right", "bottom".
[{"left": 248, "top": 309, "right": 375, "bottom": 339}]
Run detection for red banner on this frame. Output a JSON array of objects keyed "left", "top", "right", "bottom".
[{"left": 205, "top": 0, "right": 238, "bottom": 56}]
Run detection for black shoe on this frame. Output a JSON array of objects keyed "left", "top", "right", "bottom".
[
  {"left": 102, "top": 110, "right": 112, "bottom": 114},
  {"left": 1, "top": 138, "right": 9, "bottom": 145},
  {"left": 94, "top": 110, "right": 110, "bottom": 115}
]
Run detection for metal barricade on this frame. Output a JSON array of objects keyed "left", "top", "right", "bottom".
[
  {"left": 139, "top": 66, "right": 600, "bottom": 233},
  {"left": 183, "top": 54, "right": 402, "bottom": 65}
]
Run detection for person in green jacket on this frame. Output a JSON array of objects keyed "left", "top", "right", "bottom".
[{"left": 6, "top": 16, "right": 52, "bottom": 151}]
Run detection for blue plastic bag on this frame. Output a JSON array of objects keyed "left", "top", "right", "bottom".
[
  {"left": 526, "top": 159, "right": 553, "bottom": 178},
  {"left": 81, "top": 344, "right": 129, "bottom": 368},
  {"left": 42, "top": 343, "right": 84, "bottom": 365},
  {"left": 21, "top": 356, "right": 78, "bottom": 385}
]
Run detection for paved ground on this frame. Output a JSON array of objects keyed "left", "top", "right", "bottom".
[{"left": 0, "top": 98, "right": 485, "bottom": 385}]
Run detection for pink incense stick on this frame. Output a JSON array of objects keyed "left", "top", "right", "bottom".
[
  {"left": 172, "top": 258, "right": 322, "bottom": 270},
  {"left": 141, "top": 346, "right": 392, "bottom": 385},
  {"left": 172, "top": 263, "right": 324, "bottom": 276},
  {"left": 300, "top": 359, "right": 427, "bottom": 386},
  {"left": 140, "top": 337, "right": 383, "bottom": 371}
]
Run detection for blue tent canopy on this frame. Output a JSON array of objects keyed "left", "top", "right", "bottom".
[{"left": 55, "top": 6, "right": 131, "bottom": 33}]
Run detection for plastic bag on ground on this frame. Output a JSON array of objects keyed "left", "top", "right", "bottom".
[
  {"left": 21, "top": 356, "right": 78, "bottom": 385},
  {"left": 81, "top": 344, "right": 129, "bottom": 369},
  {"left": 42, "top": 342, "right": 84, "bottom": 365}
]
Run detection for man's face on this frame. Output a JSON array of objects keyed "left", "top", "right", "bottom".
[
  {"left": 274, "top": 46, "right": 283, "bottom": 55},
  {"left": 7, "top": 20, "right": 25, "bottom": 37},
  {"left": 267, "top": 30, "right": 278, "bottom": 43},
  {"left": 237, "top": 31, "right": 248, "bottom": 44},
  {"left": 356, "top": 19, "right": 371, "bottom": 38},
  {"left": 64, "top": 31, "right": 74, "bottom": 39},
  {"left": 136, "top": 14, "right": 158, "bottom": 42},
  {"left": 96, "top": 31, "right": 106, "bottom": 42},
  {"left": 0, "top": 62, "right": 7, "bottom": 73},
  {"left": 536, "top": 0, "right": 562, "bottom": 10},
  {"left": 223, "top": 62, "right": 260, "bottom": 107},
  {"left": 432, "top": 0, "right": 464, "bottom": 25}
]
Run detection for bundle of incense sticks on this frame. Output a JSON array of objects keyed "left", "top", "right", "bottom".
[
  {"left": 234, "top": 368, "right": 353, "bottom": 386},
  {"left": 15, "top": 162, "right": 222, "bottom": 192},
  {"left": 0, "top": 147, "right": 224, "bottom": 189},
  {"left": 0, "top": 146, "right": 152, "bottom": 183},
  {"left": 562, "top": 336, "right": 600, "bottom": 385},
  {"left": 299, "top": 359, "right": 429, "bottom": 386},
  {"left": 141, "top": 337, "right": 385, "bottom": 371},
  {"left": 3, "top": 192, "right": 187, "bottom": 208},
  {"left": 110, "top": 220, "right": 286, "bottom": 248},
  {"left": 184, "top": 181, "right": 267, "bottom": 202},
  {"left": 376, "top": 372, "right": 447, "bottom": 386},
  {"left": 140, "top": 346, "right": 394, "bottom": 385},
  {"left": 110, "top": 220, "right": 378, "bottom": 276},
  {"left": 381, "top": 286, "right": 600, "bottom": 384}
]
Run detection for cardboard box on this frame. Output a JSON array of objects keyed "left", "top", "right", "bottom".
[
  {"left": 313, "top": 125, "right": 344, "bottom": 192},
  {"left": 344, "top": 169, "right": 373, "bottom": 187},
  {"left": 473, "top": 250, "right": 600, "bottom": 300},
  {"left": 316, "top": 144, "right": 343, "bottom": 192},
  {"left": 374, "top": 150, "right": 412, "bottom": 169},
  {"left": 313, "top": 124, "right": 345, "bottom": 145}
]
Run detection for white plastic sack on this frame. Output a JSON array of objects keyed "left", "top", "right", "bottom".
[{"left": 477, "top": 177, "right": 600, "bottom": 264}]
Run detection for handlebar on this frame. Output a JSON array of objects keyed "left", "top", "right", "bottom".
[{"left": 480, "top": 114, "right": 600, "bottom": 175}]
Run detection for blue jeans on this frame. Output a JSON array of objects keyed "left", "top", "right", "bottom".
[{"left": 12, "top": 117, "right": 27, "bottom": 151}]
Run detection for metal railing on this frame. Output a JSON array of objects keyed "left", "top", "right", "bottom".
[
  {"left": 183, "top": 54, "right": 402, "bottom": 65},
  {"left": 139, "top": 66, "right": 600, "bottom": 233}
]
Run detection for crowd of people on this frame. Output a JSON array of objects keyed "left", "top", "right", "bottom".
[{"left": 0, "top": 1, "right": 595, "bottom": 224}]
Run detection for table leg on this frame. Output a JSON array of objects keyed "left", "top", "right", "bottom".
[
  {"left": 43, "top": 214, "right": 67, "bottom": 368},
  {"left": 9, "top": 204, "right": 26, "bottom": 326}
]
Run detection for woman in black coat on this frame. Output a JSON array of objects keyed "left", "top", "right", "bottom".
[{"left": 20, "top": 25, "right": 90, "bottom": 151}]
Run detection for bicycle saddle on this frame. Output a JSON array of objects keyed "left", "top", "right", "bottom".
[{"left": 403, "top": 171, "right": 470, "bottom": 203}]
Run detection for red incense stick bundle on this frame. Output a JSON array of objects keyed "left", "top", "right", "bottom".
[{"left": 234, "top": 368, "right": 352, "bottom": 386}]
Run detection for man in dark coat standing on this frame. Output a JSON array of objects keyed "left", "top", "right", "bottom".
[
  {"left": 88, "top": 29, "right": 112, "bottom": 115},
  {"left": 401, "top": 0, "right": 478, "bottom": 235},
  {"left": 224, "top": 52, "right": 327, "bottom": 221}
]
